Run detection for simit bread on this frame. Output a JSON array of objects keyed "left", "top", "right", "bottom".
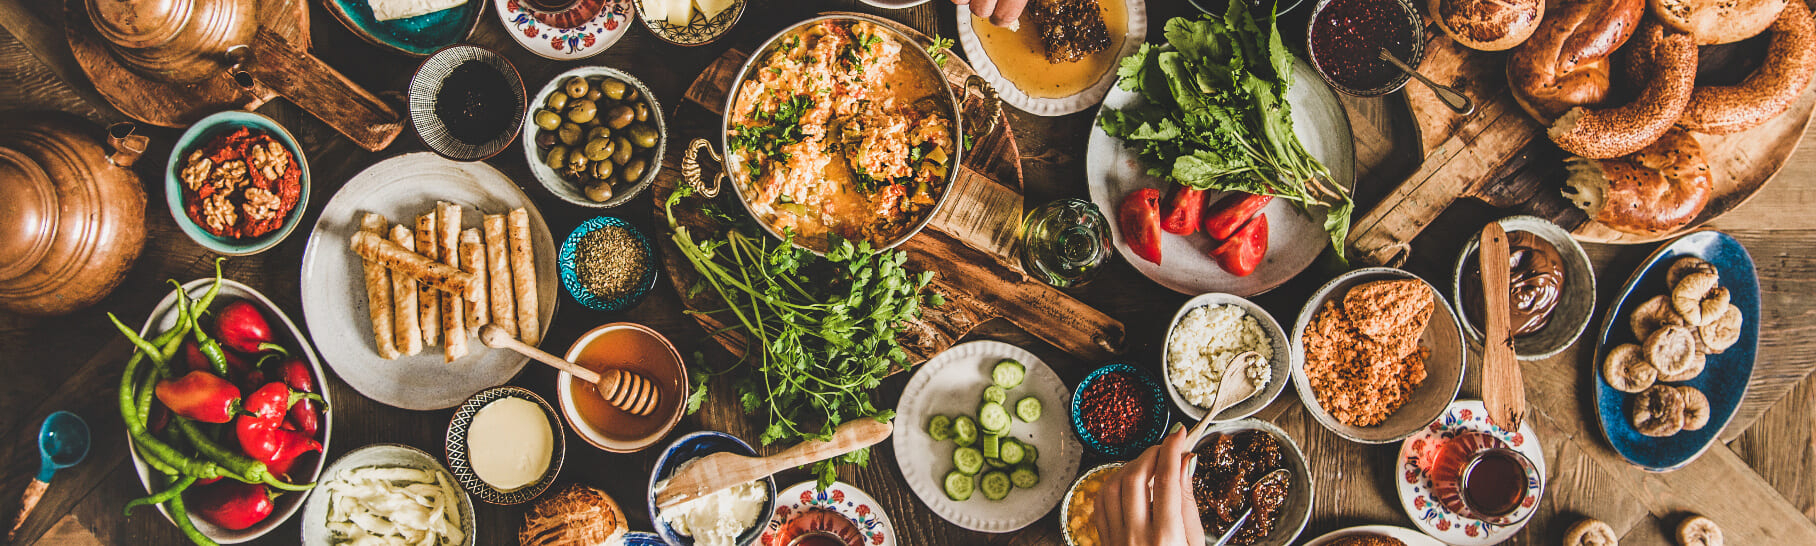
[
  {"left": 1431, "top": 0, "right": 1545, "bottom": 51},
  {"left": 1547, "top": 22, "right": 1698, "bottom": 159},
  {"left": 1507, "top": 0, "right": 1645, "bottom": 122},
  {"left": 1562, "top": 126, "right": 1712, "bottom": 235},
  {"left": 1677, "top": 0, "right": 1816, "bottom": 134},
  {"left": 1651, "top": 0, "right": 1785, "bottom": 44}
]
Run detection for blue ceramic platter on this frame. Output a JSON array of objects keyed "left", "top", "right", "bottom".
[
  {"left": 164, "top": 110, "right": 310, "bottom": 256},
  {"left": 1069, "top": 363, "right": 1170, "bottom": 459},
  {"left": 325, "top": 0, "right": 484, "bottom": 57},
  {"left": 648, "top": 431, "right": 776, "bottom": 546},
  {"left": 559, "top": 216, "right": 657, "bottom": 311},
  {"left": 1592, "top": 230, "right": 1759, "bottom": 472}
]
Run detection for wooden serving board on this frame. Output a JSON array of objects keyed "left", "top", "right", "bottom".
[
  {"left": 1348, "top": 28, "right": 1816, "bottom": 266},
  {"left": 650, "top": 16, "right": 1125, "bottom": 368}
]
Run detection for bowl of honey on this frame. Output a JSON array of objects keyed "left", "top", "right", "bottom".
[{"left": 559, "top": 322, "right": 688, "bottom": 452}]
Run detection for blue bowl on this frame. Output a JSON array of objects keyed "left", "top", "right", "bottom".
[
  {"left": 559, "top": 216, "right": 658, "bottom": 312},
  {"left": 624, "top": 531, "right": 665, "bottom": 546},
  {"left": 322, "top": 0, "right": 484, "bottom": 57},
  {"left": 648, "top": 431, "right": 777, "bottom": 546},
  {"left": 1070, "top": 363, "right": 1171, "bottom": 459},
  {"left": 164, "top": 110, "right": 310, "bottom": 256}
]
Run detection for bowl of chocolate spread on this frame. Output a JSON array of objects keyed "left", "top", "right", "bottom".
[{"left": 1452, "top": 216, "right": 1597, "bottom": 360}]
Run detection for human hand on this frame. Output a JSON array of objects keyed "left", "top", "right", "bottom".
[
  {"left": 1092, "top": 424, "right": 1207, "bottom": 546},
  {"left": 951, "top": 0, "right": 1030, "bottom": 28}
]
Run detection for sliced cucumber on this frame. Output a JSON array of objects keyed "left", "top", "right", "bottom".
[
  {"left": 992, "top": 359, "right": 1026, "bottom": 389},
  {"left": 1015, "top": 396, "right": 1042, "bottom": 423},
  {"left": 980, "top": 470, "right": 1012, "bottom": 500},
  {"left": 986, "top": 457, "right": 1008, "bottom": 469},
  {"left": 983, "top": 385, "right": 1007, "bottom": 404},
  {"left": 1010, "top": 466, "right": 1040, "bottom": 489},
  {"left": 953, "top": 416, "right": 978, "bottom": 447},
  {"left": 928, "top": 415, "right": 952, "bottom": 441},
  {"left": 1023, "top": 444, "right": 1039, "bottom": 464},
  {"left": 953, "top": 446, "right": 984, "bottom": 475},
  {"left": 1000, "top": 438, "right": 1025, "bottom": 465},
  {"left": 944, "top": 470, "right": 975, "bottom": 501},
  {"left": 982, "top": 433, "right": 1001, "bottom": 459},
  {"left": 979, "top": 402, "right": 1011, "bottom": 434}
]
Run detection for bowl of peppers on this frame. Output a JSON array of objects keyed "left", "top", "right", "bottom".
[{"left": 114, "top": 262, "right": 331, "bottom": 544}]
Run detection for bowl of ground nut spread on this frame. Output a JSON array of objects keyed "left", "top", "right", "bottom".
[
  {"left": 164, "top": 111, "right": 309, "bottom": 256},
  {"left": 1453, "top": 216, "right": 1598, "bottom": 361}
]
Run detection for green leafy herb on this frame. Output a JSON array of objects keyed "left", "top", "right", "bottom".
[
  {"left": 1100, "top": 4, "right": 1354, "bottom": 261},
  {"left": 927, "top": 35, "right": 955, "bottom": 66}
]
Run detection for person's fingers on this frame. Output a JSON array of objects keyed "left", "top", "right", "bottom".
[
  {"left": 970, "top": 0, "right": 998, "bottom": 21},
  {"left": 1180, "top": 454, "right": 1207, "bottom": 546},
  {"left": 1095, "top": 466, "right": 1126, "bottom": 545},
  {"left": 991, "top": 0, "right": 1028, "bottom": 26},
  {"left": 1153, "top": 427, "right": 1195, "bottom": 544},
  {"left": 1120, "top": 446, "right": 1159, "bottom": 538},
  {"left": 953, "top": 0, "right": 970, "bottom": 5}
]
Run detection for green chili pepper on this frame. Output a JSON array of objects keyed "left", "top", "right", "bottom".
[
  {"left": 124, "top": 474, "right": 197, "bottom": 516},
  {"left": 173, "top": 419, "right": 312, "bottom": 491},
  {"left": 166, "top": 494, "right": 220, "bottom": 546},
  {"left": 113, "top": 313, "right": 189, "bottom": 435},
  {"left": 192, "top": 258, "right": 226, "bottom": 320}
]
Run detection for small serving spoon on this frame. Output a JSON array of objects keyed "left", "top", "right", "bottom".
[
  {"left": 1187, "top": 351, "right": 1263, "bottom": 441},
  {"left": 654, "top": 418, "right": 893, "bottom": 510},
  {"left": 9, "top": 411, "right": 89, "bottom": 542},
  {"left": 1210, "top": 468, "right": 1292, "bottom": 546},
  {"left": 478, "top": 324, "right": 661, "bottom": 417},
  {"left": 1378, "top": 49, "right": 1475, "bottom": 115}
]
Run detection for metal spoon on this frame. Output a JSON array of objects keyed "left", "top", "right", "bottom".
[
  {"left": 9, "top": 411, "right": 90, "bottom": 541},
  {"left": 1378, "top": 49, "right": 1475, "bottom": 115},
  {"left": 1210, "top": 468, "right": 1293, "bottom": 546}
]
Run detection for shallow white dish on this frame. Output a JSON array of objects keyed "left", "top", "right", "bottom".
[
  {"left": 492, "top": 0, "right": 633, "bottom": 60},
  {"left": 760, "top": 480, "right": 897, "bottom": 546},
  {"left": 300, "top": 443, "right": 475, "bottom": 546},
  {"left": 1395, "top": 400, "right": 1545, "bottom": 545},
  {"left": 955, "top": 0, "right": 1148, "bottom": 116},
  {"left": 128, "top": 279, "right": 332, "bottom": 544},
  {"left": 892, "top": 340, "right": 1083, "bottom": 533},
  {"left": 299, "top": 152, "right": 558, "bottom": 410},
  {"left": 1085, "top": 55, "right": 1355, "bottom": 296},
  {"left": 860, "top": 0, "right": 929, "bottom": 7},
  {"left": 1300, "top": 525, "right": 1446, "bottom": 546},
  {"left": 1161, "top": 293, "right": 1296, "bottom": 423}
]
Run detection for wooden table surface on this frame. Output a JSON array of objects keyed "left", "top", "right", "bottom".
[{"left": 4, "top": 1, "right": 1815, "bottom": 545}]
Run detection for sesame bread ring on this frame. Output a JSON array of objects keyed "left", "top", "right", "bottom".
[
  {"left": 1678, "top": 0, "right": 1816, "bottom": 134},
  {"left": 1549, "top": 22, "right": 1699, "bottom": 158}
]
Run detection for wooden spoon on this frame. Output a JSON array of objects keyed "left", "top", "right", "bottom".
[
  {"left": 653, "top": 418, "right": 894, "bottom": 511},
  {"left": 478, "top": 324, "right": 660, "bottom": 417},
  {"left": 1188, "top": 351, "right": 1263, "bottom": 441},
  {"left": 1479, "top": 223, "right": 1527, "bottom": 431}
]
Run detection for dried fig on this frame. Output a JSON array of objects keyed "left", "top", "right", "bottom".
[
  {"left": 1647, "top": 325, "right": 1702, "bottom": 379},
  {"left": 1672, "top": 271, "right": 1722, "bottom": 326},
  {"left": 1666, "top": 256, "right": 1715, "bottom": 288},
  {"left": 1676, "top": 515, "right": 1723, "bottom": 546},
  {"left": 1631, "top": 384, "right": 1686, "bottom": 437},
  {"left": 1677, "top": 386, "right": 1710, "bottom": 431},
  {"left": 1565, "top": 518, "right": 1620, "bottom": 546},
  {"left": 1631, "top": 295, "right": 1687, "bottom": 341},
  {"left": 1603, "top": 344, "right": 1658, "bottom": 393},
  {"left": 1697, "top": 303, "right": 1742, "bottom": 354}
]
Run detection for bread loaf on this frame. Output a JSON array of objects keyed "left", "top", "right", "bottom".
[
  {"left": 1651, "top": 0, "right": 1785, "bottom": 44},
  {"left": 1431, "top": 0, "right": 1545, "bottom": 50},
  {"left": 1562, "top": 126, "right": 1713, "bottom": 235},
  {"left": 1507, "top": 0, "right": 1646, "bottom": 122}
]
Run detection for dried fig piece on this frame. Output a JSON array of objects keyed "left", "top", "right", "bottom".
[
  {"left": 1677, "top": 386, "right": 1710, "bottom": 431},
  {"left": 1676, "top": 515, "right": 1723, "bottom": 546},
  {"left": 1647, "top": 325, "right": 1702, "bottom": 378},
  {"left": 1666, "top": 256, "right": 1715, "bottom": 287},
  {"left": 1657, "top": 353, "right": 1706, "bottom": 382},
  {"left": 1672, "top": 271, "right": 1722, "bottom": 325},
  {"left": 1697, "top": 303, "right": 1743, "bottom": 354},
  {"left": 1631, "top": 295, "right": 1688, "bottom": 341},
  {"left": 1603, "top": 344, "right": 1658, "bottom": 393},
  {"left": 1631, "top": 384, "right": 1686, "bottom": 437},
  {"left": 1565, "top": 518, "right": 1620, "bottom": 546}
]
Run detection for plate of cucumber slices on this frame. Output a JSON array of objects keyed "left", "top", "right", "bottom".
[{"left": 892, "top": 340, "right": 1083, "bottom": 532}]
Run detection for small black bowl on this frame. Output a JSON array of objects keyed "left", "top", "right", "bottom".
[{"left": 409, "top": 45, "right": 526, "bottom": 161}]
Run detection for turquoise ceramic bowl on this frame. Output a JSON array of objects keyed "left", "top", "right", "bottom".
[
  {"left": 559, "top": 216, "right": 657, "bottom": 311},
  {"left": 1070, "top": 363, "right": 1171, "bottom": 459},
  {"left": 164, "top": 110, "right": 310, "bottom": 256},
  {"left": 323, "top": 0, "right": 484, "bottom": 57}
]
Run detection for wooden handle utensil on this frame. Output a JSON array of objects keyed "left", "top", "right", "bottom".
[
  {"left": 478, "top": 324, "right": 660, "bottom": 417},
  {"left": 653, "top": 418, "right": 894, "bottom": 510},
  {"left": 1480, "top": 223, "right": 1527, "bottom": 431}
]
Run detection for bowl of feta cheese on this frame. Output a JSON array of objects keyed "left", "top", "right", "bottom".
[
  {"left": 1162, "top": 293, "right": 1296, "bottom": 422},
  {"left": 648, "top": 431, "right": 776, "bottom": 546}
]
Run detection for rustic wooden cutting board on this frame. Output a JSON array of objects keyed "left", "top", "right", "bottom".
[
  {"left": 1348, "top": 29, "right": 1816, "bottom": 266},
  {"left": 650, "top": 17, "right": 1125, "bottom": 367}
]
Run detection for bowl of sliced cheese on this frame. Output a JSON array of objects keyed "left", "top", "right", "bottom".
[{"left": 634, "top": 0, "right": 745, "bottom": 46}]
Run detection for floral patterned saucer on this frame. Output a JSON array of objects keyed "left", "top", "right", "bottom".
[
  {"left": 1395, "top": 400, "right": 1546, "bottom": 546},
  {"left": 492, "top": 0, "right": 633, "bottom": 60},
  {"left": 761, "top": 480, "right": 895, "bottom": 546}
]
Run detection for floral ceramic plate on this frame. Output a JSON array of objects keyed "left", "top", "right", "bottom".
[
  {"left": 493, "top": 0, "right": 634, "bottom": 60},
  {"left": 761, "top": 481, "right": 896, "bottom": 546},
  {"left": 1395, "top": 400, "right": 1546, "bottom": 545}
]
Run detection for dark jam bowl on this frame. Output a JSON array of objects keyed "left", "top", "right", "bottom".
[
  {"left": 1069, "top": 363, "right": 1171, "bottom": 459},
  {"left": 1305, "top": 0, "right": 1424, "bottom": 97}
]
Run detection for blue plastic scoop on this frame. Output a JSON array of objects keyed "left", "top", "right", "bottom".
[{"left": 8, "top": 411, "right": 89, "bottom": 541}]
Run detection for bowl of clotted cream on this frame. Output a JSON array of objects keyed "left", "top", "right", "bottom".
[{"left": 444, "top": 386, "right": 565, "bottom": 505}]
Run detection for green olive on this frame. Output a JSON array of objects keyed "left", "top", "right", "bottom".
[
  {"left": 565, "top": 100, "right": 598, "bottom": 124},
  {"left": 533, "top": 110, "right": 561, "bottom": 131},
  {"left": 583, "top": 137, "right": 615, "bottom": 161},
  {"left": 544, "top": 145, "right": 568, "bottom": 170},
  {"left": 601, "top": 79, "right": 628, "bottom": 101},
  {"left": 535, "top": 129, "right": 557, "bottom": 149},
  {"left": 558, "top": 122, "right": 582, "bottom": 146},
  {"left": 544, "top": 92, "right": 568, "bottom": 111},
  {"left": 620, "top": 158, "right": 648, "bottom": 184},
  {"left": 627, "top": 124, "right": 658, "bottom": 149},
  {"left": 604, "top": 105, "right": 635, "bottom": 130},
  {"left": 590, "top": 158, "right": 614, "bottom": 180},
  {"left": 635, "top": 102, "right": 650, "bottom": 123},
  {"left": 585, "top": 126, "right": 611, "bottom": 141},
  {"left": 624, "top": 87, "right": 639, "bottom": 102},
  {"left": 585, "top": 87, "right": 603, "bottom": 102},
  {"left": 567, "top": 147, "right": 589, "bottom": 170},
  {"left": 611, "top": 136, "right": 633, "bottom": 165},
  {"left": 563, "top": 77, "right": 589, "bottom": 99},
  {"left": 584, "top": 181, "right": 613, "bottom": 202}
]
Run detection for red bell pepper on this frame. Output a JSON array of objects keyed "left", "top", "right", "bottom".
[
  {"left": 1160, "top": 186, "right": 1206, "bottom": 235},
  {"left": 214, "top": 300, "right": 282, "bottom": 355},
  {"left": 154, "top": 371, "right": 242, "bottom": 424},
  {"left": 1202, "top": 193, "right": 1274, "bottom": 241},
  {"left": 186, "top": 480, "right": 274, "bottom": 531},
  {"left": 234, "top": 382, "right": 321, "bottom": 466},
  {"left": 1209, "top": 214, "right": 1269, "bottom": 277},
  {"left": 276, "top": 358, "right": 320, "bottom": 437},
  {"left": 1117, "top": 188, "right": 1164, "bottom": 265}
]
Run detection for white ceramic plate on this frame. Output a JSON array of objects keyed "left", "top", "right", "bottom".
[
  {"left": 1085, "top": 56, "right": 1356, "bottom": 296},
  {"left": 955, "top": 0, "right": 1148, "bottom": 116},
  {"left": 761, "top": 480, "right": 897, "bottom": 546},
  {"left": 1395, "top": 400, "right": 1546, "bottom": 545},
  {"left": 128, "top": 279, "right": 332, "bottom": 544},
  {"left": 493, "top": 0, "right": 633, "bottom": 60},
  {"left": 1161, "top": 293, "right": 1296, "bottom": 423},
  {"left": 892, "top": 340, "right": 1083, "bottom": 533},
  {"left": 299, "top": 152, "right": 558, "bottom": 410},
  {"left": 300, "top": 443, "right": 475, "bottom": 546},
  {"left": 1300, "top": 525, "right": 1446, "bottom": 546}
]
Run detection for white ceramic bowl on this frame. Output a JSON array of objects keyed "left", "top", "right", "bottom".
[
  {"left": 1189, "top": 419, "right": 1313, "bottom": 546},
  {"left": 1450, "top": 215, "right": 1597, "bottom": 361},
  {"left": 1290, "top": 268, "right": 1466, "bottom": 444},
  {"left": 1161, "top": 293, "right": 1296, "bottom": 423},
  {"left": 521, "top": 66, "right": 666, "bottom": 209},
  {"left": 558, "top": 322, "right": 687, "bottom": 453},
  {"left": 300, "top": 444, "right": 475, "bottom": 546}
]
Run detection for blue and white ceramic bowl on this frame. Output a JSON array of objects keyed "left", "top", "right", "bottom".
[
  {"left": 648, "top": 431, "right": 777, "bottom": 546},
  {"left": 409, "top": 45, "right": 526, "bottom": 161},
  {"left": 322, "top": 0, "right": 484, "bottom": 56},
  {"left": 559, "top": 216, "right": 657, "bottom": 311},
  {"left": 164, "top": 110, "right": 310, "bottom": 256},
  {"left": 1069, "top": 363, "right": 1171, "bottom": 459},
  {"left": 444, "top": 386, "right": 566, "bottom": 505}
]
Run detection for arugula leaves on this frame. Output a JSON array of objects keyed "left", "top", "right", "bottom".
[{"left": 1100, "top": 3, "right": 1354, "bottom": 261}]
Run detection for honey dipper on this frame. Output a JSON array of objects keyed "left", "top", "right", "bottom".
[{"left": 479, "top": 324, "right": 660, "bottom": 416}]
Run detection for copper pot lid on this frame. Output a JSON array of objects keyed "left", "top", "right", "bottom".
[
  {"left": 90, "top": 0, "right": 193, "bottom": 49},
  {"left": 0, "top": 147, "right": 58, "bottom": 281}
]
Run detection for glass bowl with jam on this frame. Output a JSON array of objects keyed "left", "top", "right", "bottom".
[{"left": 1305, "top": 0, "right": 1424, "bottom": 96}]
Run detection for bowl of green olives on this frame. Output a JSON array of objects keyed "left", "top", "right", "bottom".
[{"left": 521, "top": 67, "right": 666, "bottom": 208}]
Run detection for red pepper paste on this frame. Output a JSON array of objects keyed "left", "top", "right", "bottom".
[
  {"left": 177, "top": 127, "right": 302, "bottom": 240},
  {"left": 1080, "top": 371, "right": 1148, "bottom": 445}
]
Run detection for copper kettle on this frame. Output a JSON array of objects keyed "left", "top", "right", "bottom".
[{"left": 0, "top": 112, "right": 149, "bottom": 316}]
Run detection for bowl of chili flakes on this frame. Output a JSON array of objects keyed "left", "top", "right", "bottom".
[{"left": 164, "top": 110, "right": 309, "bottom": 255}]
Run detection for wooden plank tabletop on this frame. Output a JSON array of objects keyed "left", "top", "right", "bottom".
[{"left": 3, "top": 1, "right": 1814, "bottom": 545}]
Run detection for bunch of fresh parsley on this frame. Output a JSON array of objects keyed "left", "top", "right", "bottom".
[
  {"left": 666, "top": 185, "right": 941, "bottom": 487},
  {"left": 1100, "top": 3, "right": 1354, "bottom": 260}
]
